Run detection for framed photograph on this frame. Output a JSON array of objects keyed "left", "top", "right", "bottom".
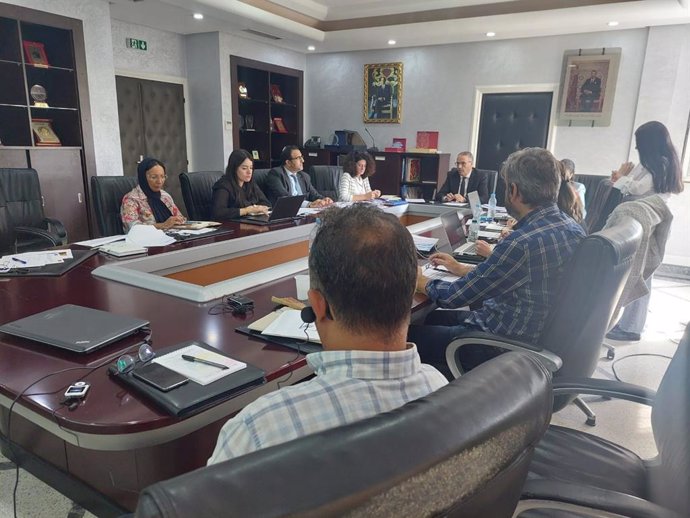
[
  {"left": 251, "top": 150, "right": 260, "bottom": 160},
  {"left": 557, "top": 49, "right": 621, "bottom": 126},
  {"left": 364, "top": 62, "right": 403, "bottom": 123},
  {"left": 31, "top": 118, "right": 61, "bottom": 146},
  {"left": 272, "top": 117, "right": 287, "bottom": 133},
  {"left": 271, "top": 84, "right": 283, "bottom": 103},
  {"left": 23, "top": 40, "right": 49, "bottom": 66}
]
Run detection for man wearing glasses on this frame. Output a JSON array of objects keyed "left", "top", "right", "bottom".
[
  {"left": 264, "top": 145, "right": 334, "bottom": 208},
  {"left": 435, "top": 151, "right": 489, "bottom": 204}
]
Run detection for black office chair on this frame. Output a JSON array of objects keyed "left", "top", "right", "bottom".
[
  {"left": 446, "top": 218, "right": 643, "bottom": 426},
  {"left": 178, "top": 171, "right": 223, "bottom": 221},
  {"left": 90, "top": 175, "right": 138, "bottom": 237},
  {"left": 251, "top": 168, "right": 271, "bottom": 197},
  {"left": 517, "top": 322, "right": 690, "bottom": 518},
  {"left": 0, "top": 168, "right": 67, "bottom": 253},
  {"left": 134, "top": 352, "right": 553, "bottom": 518},
  {"left": 583, "top": 177, "right": 623, "bottom": 234},
  {"left": 306, "top": 165, "right": 342, "bottom": 200}
]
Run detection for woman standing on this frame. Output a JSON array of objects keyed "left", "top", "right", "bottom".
[
  {"left": 338, "top": 151, "right": 381, "bottom": 202},
  {"left": 212, "top": 149, "right": 271, "bottom": 220}
]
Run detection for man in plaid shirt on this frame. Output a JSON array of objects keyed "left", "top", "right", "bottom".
[
  {"left": 411, "top": 148, "right": 585, "bottom": 375},
  {"left": 208, "top": 205, "right": 447, "bottom": 464}
]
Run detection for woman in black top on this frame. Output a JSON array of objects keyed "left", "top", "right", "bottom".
[{"left": 212, "top": 149, "right": 271, "bottom": 220}]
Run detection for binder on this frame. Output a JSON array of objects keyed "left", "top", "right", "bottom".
[
  {"left": 110, "top": 340, "right": 265, "bottom": 417},
  {"left": 236, "top": 326, "right": 322, "bottom": 354}
]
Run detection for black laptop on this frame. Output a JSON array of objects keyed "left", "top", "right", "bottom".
[
  {"left": 235, "top": 195, "right": 305, "bottom": 225},
  {"left": 0, "top": 304, "right": 149, "bottom": 353},
  {"left": 439, "top": 211, "right": 486, "bottom": 264}
]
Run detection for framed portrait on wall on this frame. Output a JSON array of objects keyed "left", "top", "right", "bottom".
[
  {"left": 557, "top": 49, "right": 621, "bottom": 126},
  {"left": 364, "top": 62, "right": 403, "bottom": 123}
]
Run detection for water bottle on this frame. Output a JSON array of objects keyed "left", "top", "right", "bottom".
[
  {"left": 468, "top": 218, "right": 480, "bottom": 242},
  {"left": 475, "top": 203, "right": 486, "bottom": 224},
  {"left": 487, "top": 192, "right": 497, "bottom": 220}
]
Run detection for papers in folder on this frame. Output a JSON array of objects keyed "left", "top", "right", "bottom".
[
  {"left": 260, "top": 309, "right": 321, "bottom": 344},
  {"left": 0, "top": 249, "right": 73, "bottom": 270},
  {"left": 154, "top": 344, "right": 247, "bottom": 386}
]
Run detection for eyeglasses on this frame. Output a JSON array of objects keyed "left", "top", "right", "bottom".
[
  {"left": 289, "top": 155, "right": 304, "bottom": 162},
  {"left": 147, "top": 175, "right": 167, "bottom": 182},
  {"left": 116, "top": 343, "right": 156, "bottom": 374}
]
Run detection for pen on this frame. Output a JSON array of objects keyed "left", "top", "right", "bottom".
[
  {"left": 181, "top": 354, "right": 228, "bottom": 370},
  {"left": 11, "top": 257, "right": 27, "bottom": 265}
]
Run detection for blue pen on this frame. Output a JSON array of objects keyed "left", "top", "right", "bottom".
[{"left": 11, "top": 257, "right": 27, "bottom": 265}]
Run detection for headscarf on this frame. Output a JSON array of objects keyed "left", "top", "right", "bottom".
[{"left": 137, "top": 158, "right": 172, "bottom": 223}]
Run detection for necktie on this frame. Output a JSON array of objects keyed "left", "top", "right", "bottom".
[
  {"left": 289, "top": 174, "right": 303, "bottom": 196},
  {"left": 459, "top": 176, "right": 467, "bottom": 197}
]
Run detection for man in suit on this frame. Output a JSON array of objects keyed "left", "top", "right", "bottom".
[
  {"left": 263, "top": 145, "right": 333, "bottom": 207},
  {"left": 580, "top": 70, "right": 602, "bottom": 112},
  {"left": 435, "top": 151, "right": 490, "bottom": 204}
]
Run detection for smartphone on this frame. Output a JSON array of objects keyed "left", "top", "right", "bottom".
[{"left": 133, "top": 363, "right": 189, "bottom": 392}]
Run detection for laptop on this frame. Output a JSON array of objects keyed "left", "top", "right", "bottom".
[
  {"left": 439, "top": 211, "right": 486, "bottom": 264},
  {"left": 235, "top": 195, "right": 306, "bottom": 225},
  {"left": 0, "top": 304, "right": 149, "bottom": 353},
  {"left": 467, "top": 191, "right": 483, "bottom": 219}
]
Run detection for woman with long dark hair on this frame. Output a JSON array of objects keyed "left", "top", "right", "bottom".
[
  {"left": 212, "top": 149, "right": 271, "bottom": 220},
  {"left": 557, "top": 161, "right": 584, "bottom": 224},
  {"left": 121, "top": 157, "right": 185, "bottom": 231}
]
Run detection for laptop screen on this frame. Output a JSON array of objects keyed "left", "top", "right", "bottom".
[
  {"left": 467, "top": 191, "right": 482, "bottom": 219},
  {"left": 440, "top": 211, "right": 466, "bottom": 250}
]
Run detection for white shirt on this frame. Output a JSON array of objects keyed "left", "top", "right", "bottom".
[
  {"left": 339, "top": 173, "right": 372, "bottom": 202},
  {"left": 613, "top": 163, "right": 669, "bottom": 201}
]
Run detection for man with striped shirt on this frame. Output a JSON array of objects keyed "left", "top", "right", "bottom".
[
  {"left": 208, "top": 205, "right": 447, "bottom": 464},
  {"left": 411, "top": 148, "right": 585, "bottom": 375}
]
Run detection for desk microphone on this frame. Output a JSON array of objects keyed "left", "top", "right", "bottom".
[{"left": 364, "top": 127, "right": 378, "bottom": 152}]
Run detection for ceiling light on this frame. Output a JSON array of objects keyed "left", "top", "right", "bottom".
[
  {"left": 388, "top": 39, "right": 396, "bottom": 45},
  {"left": 193, "top": 13, "right": 204, "bottom": 20},
  {"left": 607, "top": 21, "right": 619, "bottom": 27},
  {"left": 486, "top": 32, "right": 496, "bottom": 37},
  {"left": 307, "top": 45, "right": 315, "bottom": 51}
]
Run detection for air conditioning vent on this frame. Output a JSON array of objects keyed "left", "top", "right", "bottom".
[{"left": 242, "top": 29, "right": 281, "bottom": 40}]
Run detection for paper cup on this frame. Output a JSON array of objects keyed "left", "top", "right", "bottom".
[{"left": 295, "top": 275, "right": 310, "bottom": 300}]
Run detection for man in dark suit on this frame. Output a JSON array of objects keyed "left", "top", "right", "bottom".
[
  {"left": 435, "top": 151, "right": 490, "bottom": 204},
  {"left": 580, "top": 70, "right": 602, "bottom": 112},
  {"left": 264, "top": 146, "right": 333, "bottom": 208}
]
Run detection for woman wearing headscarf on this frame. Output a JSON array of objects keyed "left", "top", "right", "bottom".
[{"left": 120, "top": 157, "right": 186, "bottom": 231}]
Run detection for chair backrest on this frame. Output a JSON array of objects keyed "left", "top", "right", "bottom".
[
  {"left": 650, "top": 323, "right": 690, "bottom": 515},
  {"left": 539, "top": 218, "right": 642, "bottom": 411},
  {"left": 583, "top": 177, "right": 623, "bottom": 234},
  {"left": 477, "top": 168, "right": 498, "bottom": 195},
  {"left": 0, "top": 186, "right": 13, "bottom": 254},
  {"left": 0, "top": 168, "right": 46, "bottom": 229},
  {"left": 251, "top": 168, "right": 271, "bottom": 196},
  {"left": 178, "top": 171, "right": 223, "bottom": 221},
  {"left": 134, "top": 352, "right": 553, "bottom": 518},
  {"left": 307, "top": 165, "right": 343, "bottom": 200},
  {"left": 90, "top": 175, "right": 138, "bottom": 236},
  {"left": 572, "top": 174, "right": 607, "bottom": 209}
]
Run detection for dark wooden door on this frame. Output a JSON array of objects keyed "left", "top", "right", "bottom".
[
  {"left": 116, "top": 76, "right": 188, "bottom": 215},
  {"left": 476, "top": 92, "right": 552, "bottom": 203}
]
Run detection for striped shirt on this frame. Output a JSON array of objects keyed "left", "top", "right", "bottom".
[
  {"left": 208, "top": 345, "right": 447, "bottom": 464},
  {"left": 426, "top": 204, "right": 585, "bottom": 343}
]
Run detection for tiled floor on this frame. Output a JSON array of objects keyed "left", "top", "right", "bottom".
[{"left": 1, "top": 277, "right": 689, "bottom": 518}]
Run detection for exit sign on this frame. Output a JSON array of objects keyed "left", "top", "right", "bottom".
[{"left": 126, "top": 38, "right": 148, "bottom": 51}]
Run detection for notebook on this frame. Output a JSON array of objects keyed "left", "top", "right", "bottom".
[
  {"left": 439, "top": 211, "right": 486, "bottom": 264},
  {"left": 235, "top": 195, "right": 305, "bottom": 225},
  {"left": 0, "top": 304, "right": 149, "bottom": 353}
]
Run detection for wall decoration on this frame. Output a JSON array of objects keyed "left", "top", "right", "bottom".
[
  {"left": 558, "top": 49, "right": 621, "bottom": 126},
  {"left": 23, "top": 40, "right": 49, "bottom": 66},
  {"left": 31, "top": 118, "right": 61, "bottom": 146},
  {"left": 364, "top": 62, "right": 402, "bottom": 123}
]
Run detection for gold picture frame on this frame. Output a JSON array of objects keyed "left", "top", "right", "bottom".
[
  {"left": 364, "top": 62, "right": 402, "bottom": 123},
  {"left": 31, "top": 118, "right": 61, "bottom": 146}
]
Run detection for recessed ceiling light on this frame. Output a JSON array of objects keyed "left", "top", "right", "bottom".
[
  {"left": 388, "top": 39, "right": 396, "bottom": 45},
  {"left": 307, "top": 45, "right": 316, "bottom": 51},
  {"left": 486, "top": 32, "right": 496, "bottom": 37},
  {"left": 193, "top": 13, "right": 204, "bottom": 20},
  {"left": 607, "top": 21, "right": 619, "bottom": 27}
]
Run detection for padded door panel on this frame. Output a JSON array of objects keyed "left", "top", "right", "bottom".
[{"left": 116, "top": 76, "right": 145, "bottom": 179}]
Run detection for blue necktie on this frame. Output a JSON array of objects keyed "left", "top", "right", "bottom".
[{"left": 289, "top": 174, "right": 303, "bottom": 196}]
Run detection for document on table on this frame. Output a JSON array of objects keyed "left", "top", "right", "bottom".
[
  {"left": 153, "top": 344, "right": 247, "bottom": 386},
  {"left": 0, "top": 250, "right": 73, "bottom": 269},
  {"left": 261, "top": 309, "right": 321, "bottom": 343},
  {"left": 126, "top": 224, "right": 176, "bottom": 247},
  {"left": 405, "top": 198, "right": 426, "bottom": 203},
  {"left": 412, "top": 234, "right": 438, "bottom": 252},
  {"left": 422, "top": 263, "right": 459, "bottom": 282},
  {"left": 75, "top": 235, "right": 126, "bottom": 248},
  {"left": 443, "top": 202, "right": 469, "bottom": 207}
]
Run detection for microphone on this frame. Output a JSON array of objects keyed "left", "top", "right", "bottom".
[{"left": 364, "top": 127, "right": 378, "bottom": 152}]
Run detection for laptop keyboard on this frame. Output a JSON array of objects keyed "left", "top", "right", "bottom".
[{"left": 454, "top": 242, "right": 477, "bottom": 255}]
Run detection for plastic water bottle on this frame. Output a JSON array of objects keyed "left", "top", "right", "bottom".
[
  {"left": 487, "top": 192, "right": 497, "bottom": 221},
  {"left": 468, "top": 218, "right": 480, "bottom": 242},
  {"left": 475, "top": 203, "right": 486, "bottom": 224}
]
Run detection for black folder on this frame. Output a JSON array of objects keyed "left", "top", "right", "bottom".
[
  {"left": 236, "top": 325, "right": 322, "bottom": 354},
  {"left": 0, "top": 249, "right": 97, "bottom": 277},
  {"left": 110, "top": 340, "right": 265, "bottom": 418}
]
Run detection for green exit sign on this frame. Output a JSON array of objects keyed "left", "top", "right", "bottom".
[{"left": 126, "top": 38, "right": 148, "bottom": 51}]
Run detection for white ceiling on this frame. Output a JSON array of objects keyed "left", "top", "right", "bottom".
[{"left": 109, "top": 0, "right": 690, "bottom": 53}]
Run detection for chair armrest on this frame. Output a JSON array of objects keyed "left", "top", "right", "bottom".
[
  {"left": 43, "top": 217, "right": 67, "bottom": 241},
  {"left": 14, "top": 226, "right": 62, "bottom": 247},
  {"left": 516, "top": 479, "right": 683, "bottom": 518},
  {"left": 445, "top": 331, "right": 562, "bottom": 378},
  {"left": 552, "top": 377, "right": 655, "bottom": 406}
]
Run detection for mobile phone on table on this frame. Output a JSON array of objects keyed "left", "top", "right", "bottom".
[{"left": 132, "top": 363, "right": 189, "bottom": 392}]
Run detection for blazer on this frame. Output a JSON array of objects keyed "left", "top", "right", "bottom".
[
  {"left": 435, "top": 168, "right": 490, "bottom": 204},
  {"left": 264, "top": 166, "right": 323, "bottom": 206},
  {"left": 211, "top": 176, "right": 271, "bottom": 221}
]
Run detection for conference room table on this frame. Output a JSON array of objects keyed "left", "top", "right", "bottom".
[{"left": 0, "top": 201, "right": 464, "bottom": 515}]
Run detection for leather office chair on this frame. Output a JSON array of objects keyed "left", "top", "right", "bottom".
[
  {"left": 583, "top": 177, "right": 623, "bottom": 234},
  {"left": 516, "top": 322, "right": 690, "bottom": 518},
  {"left": 178, "top": 171, "right": 223, "bottom": 221},
  {"left": 306, "top": 165, "right": 343, "bottom": 200},
  {"left": 251, "top": 168, "right": 271, "bottom": 197},
  {"left": 90, "top": 175, "right": 137, "bottom": 236},
  {"left": 446, "top": 218, "right": 643, "bottom": 426},
  {"left": 0, "top": 168, "right": 67, "bottom": 253},
  {"left": 134, "top": 352, "right": 553, "bottom": 518}
]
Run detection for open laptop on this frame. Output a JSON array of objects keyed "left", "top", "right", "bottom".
[
  {"left": 0, "top": 304, "right": 149, "bottom": 353},
  {"left": 235, "top": 195, "right": 306, "bottom": 225},
  {"left": 439, "top": 211, "right": 486, "bottom": 264},
  {"left": 467, "top": 190, "right": 483, "bottom": 219}
]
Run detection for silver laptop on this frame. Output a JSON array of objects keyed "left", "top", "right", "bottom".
[
  {"left": 468, "top": 190, "right": 483, "bottom": 219},
  {"left": 0, "top": 304, "right": 149, "bottom": 353},
  {"left": 439, "top": 211, "right": 485, "bottom": 264}
]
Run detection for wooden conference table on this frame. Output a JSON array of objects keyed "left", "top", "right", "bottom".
[{"left": 0, "top": 202, "right": 458, "bottom": 515}]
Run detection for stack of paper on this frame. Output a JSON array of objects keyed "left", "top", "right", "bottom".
[
  {"left": 75, "top": 235, "right": 126, "bottom": 248},
  {"left": 126, "top": 225, "right": 176, "bottom": 247},
  {"left": 261, "top": 309, "right": 321, "bottom": 344},
  {"left": 411, "top": 234, "right": 438, "bottom": 252},
  {"left": 0, "top": 249, "right": 73, "bottom": 270},
  {"left": 422, "top": 263, "right": 459, "bottom": 282},
  {"left": 153, "top": 344, "right": 247, "bottom": 386}
]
